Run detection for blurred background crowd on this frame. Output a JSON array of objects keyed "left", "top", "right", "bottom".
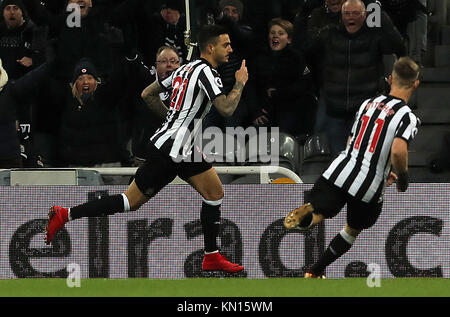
[{"left": 0, "top": 0, "right": 436, "bottom": 174}]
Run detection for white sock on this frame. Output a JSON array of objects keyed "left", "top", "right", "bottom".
[
  {"left": 121, "top": 193, "right": 131, "bottom": 212},
  {"left": 340, "top": 229, "right": 356, "bottom": 245},
  {"left": 202, "top": 198, "right": 223, "bottom": 206},
  {"left": 68, "top": 208, "right": 72, "bottom": 221}
]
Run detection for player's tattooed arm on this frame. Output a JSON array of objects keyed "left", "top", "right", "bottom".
[
  {"left": 213, "top": 60, "right": 248, "bottom": 117},
  {"left": 213, "top": 81, "right": 245, "bottom": 117},
  {"left": 141, "top": 81, "right": 169, "bottom": 121}
]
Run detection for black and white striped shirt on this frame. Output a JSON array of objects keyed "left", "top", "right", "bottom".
[
  {"left": 323, "top": 94, "right": 419, "bottom": 203},
  {"left": 150, "top": 58, "right": 225, "bottom": 158}
]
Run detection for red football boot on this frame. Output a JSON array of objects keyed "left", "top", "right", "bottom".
[
  {"left": 202, "top": 252, "right": 244, "bottom": 273},
  {"left": 45, "top": 206, "right": 69, "bottom": 245}
]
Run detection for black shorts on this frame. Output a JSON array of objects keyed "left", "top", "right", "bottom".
[
  {"left": 134, "top": 143, "right": 213, "bottom": 197},
  {"left": 308, "top": 177, "right": 383, "bottom": 230}
]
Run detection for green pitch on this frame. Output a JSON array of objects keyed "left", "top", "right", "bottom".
[{"left": 0, "top": 278, "right": 448, "bottom": 297}]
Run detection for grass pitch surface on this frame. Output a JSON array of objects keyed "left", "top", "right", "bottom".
[{"left": 0, "top": 278, "right": 448, "bottom": 297}]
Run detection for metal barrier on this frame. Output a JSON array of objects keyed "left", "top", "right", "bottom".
[
  {"left": 81, "top": 166, "right": 303, "bottom": 184},
  {"left": 0, "top": 166, "right": 303, "bottom": 185}
]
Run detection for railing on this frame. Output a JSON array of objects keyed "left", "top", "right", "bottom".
[
  {"left": 81, "top": 166, "right": 303, "bottom": 184},
  {"left": 0, "top": 166, "right": 303, "bottom": 185}
]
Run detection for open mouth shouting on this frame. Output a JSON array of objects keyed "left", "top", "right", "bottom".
[
  {"left": 268, "top": 23, "right": 291, "bottom": 51},
  {"left": 270, "top": 38, "right": 280, "bottom": 49}
]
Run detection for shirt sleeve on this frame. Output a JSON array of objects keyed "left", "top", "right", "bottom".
[
  {"left": 158, "top": 70, "right": 176, "bottom": 91},
  {"left": 395, "top": 112, "right": 419, "bottom": 143},
  {"left": 198, "top": 66, "right": 225, "bottom": 101}
]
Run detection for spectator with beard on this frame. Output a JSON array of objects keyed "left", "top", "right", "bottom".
[{"left": 0, "top": 0, "right": 46, "bottom": 80}]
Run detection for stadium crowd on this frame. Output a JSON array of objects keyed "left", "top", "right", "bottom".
[{"left": 0, "top": 0, "right": 430, "bottom": 171}]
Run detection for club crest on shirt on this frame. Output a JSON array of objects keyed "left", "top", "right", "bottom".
[
  {"left": 160, "top": 91, "right": 170, "bottom": 101},
  {"left": 215, "top": 77, "right": 223, "bottom": 88}
]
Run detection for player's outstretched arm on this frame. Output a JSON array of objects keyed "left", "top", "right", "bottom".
[
  {"left": 391, "top": 137, "right": 409, "bottom": 192},
  {"left": 141, "top": 81, "right": 169, "bottom": 121},
  {"left": 213, "top": 60, "right": 248, "bottom": 117}
]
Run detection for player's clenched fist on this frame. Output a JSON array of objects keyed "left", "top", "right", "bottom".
[{"left": 235, "top": 59, "right": 248, "bottom": 86}]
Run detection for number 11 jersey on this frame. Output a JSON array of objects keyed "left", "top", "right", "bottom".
[{"left": 323, "top": 94, "right": 419, "bottom": 203}]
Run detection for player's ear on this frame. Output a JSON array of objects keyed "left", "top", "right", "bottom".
[
  {"left": 207, "top": 43, "right": 215, "bottom": 54},
  {"left": 388, "top": 75, "right": 393, "bottom": 86},
  {"left": 413, "top": 79, "right": 420, "bottom": 89}
]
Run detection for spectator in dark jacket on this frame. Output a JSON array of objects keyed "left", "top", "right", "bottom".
[
  {"left": 294, "top": 0, "right": 345, "bottom": 94},
  {"left": 306, "top": 0, "right": 406, "bottom": 156},
  {"left": 0, "top": 0, "right": 46, "bottom": 80},
  {"left": 377, "top": 0, "right": 428, "bottom": 40},
  {"left": 135, "top": 0, "right": 187, "bottom": 67},
  {"left": 21, "top": 0, "right": 128, "bottom": 165},
  {"left": 131, "top": 46, "right": 180, "bottom": 165},
  {"left": 0, "top": 59, "right": 21, "bottom": 168},
  {"left": 13, "top": 56, "right": 138, "bottom": 167},
  {"left": 24, "top": 0, "right": 116, "bottom": 82},
  {"left": 248, "top": 18, "right": 316, "bottom": 137},
  {"left": 0, "top": 0, "right": 48, "bottom": 166},
  {"left": 204, "top": 0, "right": 255, "bottom": 131}
]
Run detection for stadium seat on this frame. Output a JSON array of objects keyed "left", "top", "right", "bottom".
[
  {"left": 408, "top": 125, "right": 450, "bottom": 167},
  {"left": 415, "top": 83, "right": 450, "bottom": 124},
  {"left": 244, "top": 131, "right": 300, "bottom": 174},
  {"left": 299, "top": 133, "right": 332, "bottom": 183}
]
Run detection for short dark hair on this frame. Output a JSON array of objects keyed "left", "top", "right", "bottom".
[
  {"left": 392, "top": 57, "right": 420, "bottom": 89},
  {"left": 197, "top": 25, "right": 228, "bottom": 53}
]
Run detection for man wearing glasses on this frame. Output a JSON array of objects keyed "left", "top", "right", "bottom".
[
  {"left": 306, "top": 0, "right": 406, "bottom": 157},
  {"left": 131, "top": 46, "right": 182, "bottom": 166}
]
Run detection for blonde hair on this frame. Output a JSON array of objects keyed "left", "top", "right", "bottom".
[
  {"left": 268, "top": 18, "right": 294, "bottom": 39},
  {"left": 392, "top": 57, "right": 420, "bottom": 89}
]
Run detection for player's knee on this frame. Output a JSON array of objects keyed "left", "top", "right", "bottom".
[
  {"left": 123, "top": 193, "right": 147, "bottom": 212},
  {"left": 129, "top": 202, "right": 142, "bottom": 212},
  {"left": 345, "top": 224, "right": 361, "bottom": 238},
  {"left": 202, "top": 188, "right": 224, "bottom": 203}
]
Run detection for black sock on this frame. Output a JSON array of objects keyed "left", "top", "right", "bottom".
[
  {"left": 311, "top": 232, "right": 354, "bottom": 275},
  {"left": 70, "top": 194, "right": 125, "bottom": 220},
  {"left": 200, "top": 201, "right": 221, "bottom": 253}
]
